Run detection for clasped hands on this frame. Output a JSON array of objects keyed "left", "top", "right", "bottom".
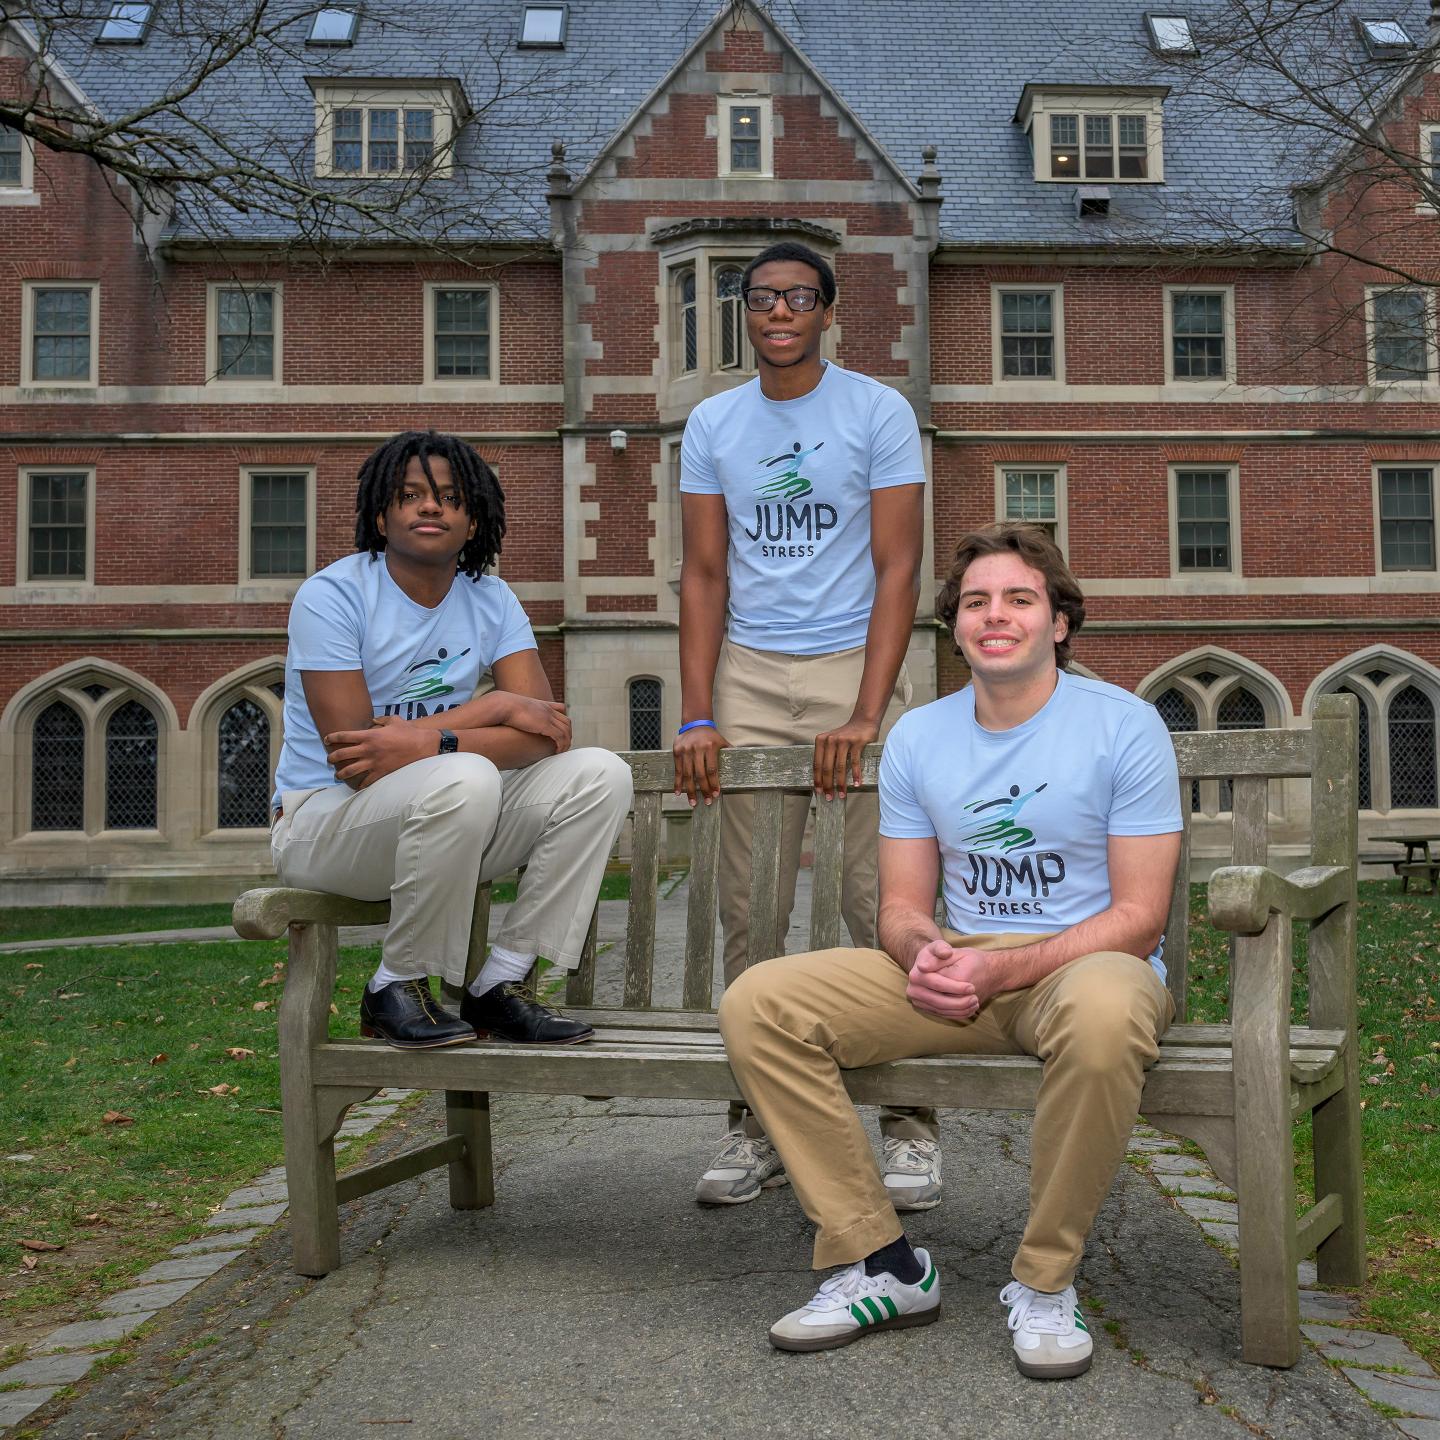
[
  {"left": 906, "top": 938, "right": 998, "bottom": 1022},
  {"left": 325, "top": 695, "right": 571, "bottom": 788}
]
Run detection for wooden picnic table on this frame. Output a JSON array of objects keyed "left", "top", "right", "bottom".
[{"left": 1364, "top": 836, "right": 1440, "bottom": 894}]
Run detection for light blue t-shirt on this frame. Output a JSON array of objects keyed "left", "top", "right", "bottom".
[
  {"left": 878, "top": 671, "right": 1183, "bottom": 979},
  {"left": 272, "top": 553, "right": 536, "bottom": 800},
  {"left": 679, "top": 363, "right": 925, "bottom": 655}
]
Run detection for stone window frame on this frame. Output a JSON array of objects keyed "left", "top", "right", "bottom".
[
  {"left": 312, "top": 81, "right": 461, "bottom": 180},
  {"left": 992, "top": 462, "right": 1069, "bottom": 557},
  {"left": 665, "top": 437, "right": 684, "bottom": 586},
  {"left": 1371, "top": 462, "right": 1436, "bottom": 574},
  {"left": 0, "top": 127, "right": 38, "bottom": 204},
  {"left": 1365, "top": 284, "right": 1436, "bottom": 386},
  {"left": 1312, "top": 651, "right": 1440, "bottom": 814},
  {"left": 626, "top": 675, "right": 664, "bottom": 751},
  {"left": 10, "top": 668, "right": 171, "bottom": 841},
  {"left": 1142, "top": 653, "right": 1288, "bottom": 819},
  {"left": 990, "top": 283, "right": 1066, "bottom": 387},
  {"left": 196, "top": 663, "right": 287, "bottom": 837},
  {"left": 1168, "top": 463, "right": 1242, "bottom": 576},
  {"left": 238, "top": 465, "right": 317, "bottom": 587},
  {"left": 1163, "top": 284, "right": 1236, "bottom": 385},
  {"left": 206, "top": 281, "right": 284, "bottom": 385},
  {"left": 1417, "top": 124, "right": 1440, "bottom": 213},
  {"left": 717, "top": 95, "right": 774, "bottom": 179},
  {"left": 21, "top": 280, "right": 100, "bottom": 388},
  {"left": 16, "top": 464, "right": 96, "bottom": 588},
  {"left": 423, "top": 280, "right": 500, "bottom": 386}
]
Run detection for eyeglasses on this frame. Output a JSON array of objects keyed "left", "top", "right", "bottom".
[{"left": 742, "top": 285, "right": 823, "bottom": 313}]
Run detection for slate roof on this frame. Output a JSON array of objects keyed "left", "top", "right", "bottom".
[{"left": 20, "top": 0, "right": 1435, "bottom": 248}]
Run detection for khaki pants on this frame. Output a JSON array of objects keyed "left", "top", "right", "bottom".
[
  {"left": 271, "top": 749, "right": 633, "bottom": 987},
  {"left": 712, "top": 639, "right": 936, "bottom": 1142},
  {"left": 717, "top": 934, "right": 1175, "bottom": 1290}
]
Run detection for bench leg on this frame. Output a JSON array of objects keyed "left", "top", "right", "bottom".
[
  {"left": 279, "top": 921, "right": 342, "bottom": 1277},
  {"left": 1312, "top": 1080, "right": 1366, "bottom": 1288},
  {"left": 445, "top": 1090, "right": 495, "bottom": 1209}
]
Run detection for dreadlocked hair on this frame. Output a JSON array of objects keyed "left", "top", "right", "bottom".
[{"left": 353, "top": 430, "right": 506, "bottom": 581}]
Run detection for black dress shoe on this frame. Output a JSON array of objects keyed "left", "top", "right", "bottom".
[
  {"left": 460, "top": 983, "right": 595, "bottom": 1045},
  {"left": 360, "top": 978, "right": 476, "bottom": 1049}
]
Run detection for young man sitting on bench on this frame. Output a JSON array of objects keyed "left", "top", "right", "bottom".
[{"left": 269, "top": 430, "right": 632, "bottom": 1049}]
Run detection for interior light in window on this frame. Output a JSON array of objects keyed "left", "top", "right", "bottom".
[
  {"left": 308, "top": 8, "right": 358, "bottom": 45},
  {"left": 97, "top": 2, "right": 153, "bottom": 44},
  {"left": 1147, "top": 14, "right": 1197, "bottom": 54},
  {"left": 520, "top": 5, "right": 566, "bottom": 46},
  {"left": 1358, "top": 17, "right": 1412, "bottom": 55}
]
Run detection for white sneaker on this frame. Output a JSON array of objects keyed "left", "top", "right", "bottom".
[
  {"left": 881, "top": 1136, "right": 943, "bottom": 1211},
  {"left": 769, "top": 1250, "right": 941, "bottom": 1352},
  {"left": 999, "top": 1280, "right": 1094, "bottom": 1379},
  {"left": 695, "top": 1130, "right": 788, "bottom": 1205}
]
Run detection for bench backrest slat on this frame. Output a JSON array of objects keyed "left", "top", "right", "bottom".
[
  {"left": 746, "top": 790, "right": 786, "bottom": 969},
  {"left": 1164, "top": 806, "right": 1194, "bottom": 1021},
  {"left": 683, "top": 799, "right": 723, "bottom": 1010},
  {"left": 1232, "top": 775, "right": 1270, "bottom": 870},
  {"left": 624, "top": 790, "right": 664, "bottom": 1008},
  {"left": 808, "top": 796, "right": 846, "bottom": 952}
]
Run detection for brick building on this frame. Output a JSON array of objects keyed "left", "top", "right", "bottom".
[{"left": 1, "top": 0, "right": 1438, "bottom": 902}]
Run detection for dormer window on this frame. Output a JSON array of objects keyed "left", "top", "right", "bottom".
[
  {"left": 312, "top": 82, "right": 465, "bottom": 179},
  {"left": 97, "top": 2, "right": 153, "bottom": 44},
  {"left": 1358, "top": 17, "right": 1412, "bottom": 56},
  {"left": 1146, "top": 14, "right": 1198, "bottom": 55},
  {"left": 1017, "top": 86, "right": 1166, "bottom": 185}
]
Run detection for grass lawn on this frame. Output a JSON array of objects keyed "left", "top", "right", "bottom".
[{"left": 1185, "top": 880, "right": 1440, "bottom": 1368}]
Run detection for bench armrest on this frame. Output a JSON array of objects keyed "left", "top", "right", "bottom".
[
  {"left": 233, "top": 887, "right": 390, "bottom": 940},
  {"left": 1208, "top": 865, "right": 1351, "bottom": 936}
]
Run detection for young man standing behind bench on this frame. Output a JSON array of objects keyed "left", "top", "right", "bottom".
[{"left": 270, "top": 430, "right": 632, "bottom": 1049}]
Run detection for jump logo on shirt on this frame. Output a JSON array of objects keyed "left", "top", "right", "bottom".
[
  {"left": 957, "top": 782, "right": 1067, "bottom": 918},
  {"left": 381, "top": 645, "right": 471, "bottom": 720},
  {"left": 742, "top": 439, "right": 837, "bottom": 559}
]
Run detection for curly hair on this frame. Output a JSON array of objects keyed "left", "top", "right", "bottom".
[
  {"left": 936, "top": 522, "right": 1086, "bottom": 670},
  {"left": 353, "top": 430, "right": 506, "bottom": 581}
]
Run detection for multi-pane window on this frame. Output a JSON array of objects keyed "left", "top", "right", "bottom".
[
  {"left": 27, "top": 471, "right": 88, "bottom": 581},
  {"left": 1217, "top": 687, "right": 1266, "bottom": 811},
  {"left": 218, "top": 698, "right": 273, "bottom": 828},
  {"left": 999, "top": 291, "right": 1055, "bottom": 379},
  {"left": 248, "top": 471, "right": 308, "bottom": 579},
  {"left": 1336, "top": 685, "right": 1374, "bottom": 809},
  {"left": 1389, "top": 685, "right": 1438, "bottom": 808},
  {"left": 1049, "top": 111, "right": 1147, "bottom": 179},
  {"left": 729, "top": 105, "right": 761, "bottom": 173},
  {"left": 30, "top": 287, "right": 94, "bottom": 383},
  {"left": 216, "top": 288, "right": 276, "bottom": 379},
  {"left": 1175, "top": 470, "right": 1233, "bottom": 571},
  {"left": 1154, "top": 687, "right": 1201, "bottom": 813},
  {"left": 31, "top": 701, "right": 84, "bottom": 831},
  {"left": 105, "top": 701, "right": 159, "bottom": 830},
  {"left": 332, "top": 106, "right": 434, "bottom": 175},
  {"left": 0, "top": 128, "right": 22, "bottom": 187},
  {"left": 1002, "top": 470, "right": 1059, "bottom": 540},
  {"left": 1172, "top": 292, "right": 1226, "bottom": 379},
  {"left": 1327, "top": 668, "right": 1439, "bottom": 813},
  {"left": 675, "top": 267, "right": 697, "bottom": 375},
  {"left": 715, "top": 266, "right": 753, "bottom": 371},
  {"left": 628, "top": 678, "right": 663, "bottom": 751},
  {"left": 1378, "top": 467, "right": 1435, "bottom": 571},
  {"left": 1371, "top": 288, "right": 1429, "bottom": 381},
  {"left": 432, "top": 288, "right": 492, "bottom": 379}
]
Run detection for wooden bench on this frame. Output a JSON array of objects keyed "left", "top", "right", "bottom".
[
  {"left": 232, "top": 693, "right": 1365, "bottom": 1369},
  {"left": 1358, "top": 850, "right": 1440, "bottom": 896}
]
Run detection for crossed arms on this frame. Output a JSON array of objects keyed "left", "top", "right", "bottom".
[
  {"left": 301, "top": 648, "right": 569, "bottom": 791},
  {"left": 877, "top": 831, "right": 1181, "bottom": 1020}
]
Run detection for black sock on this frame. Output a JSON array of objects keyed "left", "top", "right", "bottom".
[{"left": 864, "top": 1236, "right": 922, "bottom": 1284}]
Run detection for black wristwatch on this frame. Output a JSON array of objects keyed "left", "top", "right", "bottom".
[{"left": 437, "top": 729, "right": 459, "bottom": 755}]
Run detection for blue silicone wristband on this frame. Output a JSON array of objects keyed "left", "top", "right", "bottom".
[{"left": 677, "top": 719, "right": 717, "bottom": 736}]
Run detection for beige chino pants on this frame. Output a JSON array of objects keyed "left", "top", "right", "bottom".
[
  {"left": 717, "top": 933, "right": 1174, "bottom": 1291},
  {"left": 712, "top": 639, "right": 937, "bottom": 1142},
  {"left": 271, "top": 749, "right": 633, "bottom": 987}
]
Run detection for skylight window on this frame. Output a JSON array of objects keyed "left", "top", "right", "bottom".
[
  {"left": 1358, "top": 17, "right": 1412, "bottom": 56},
  {"left": 519, "top": 5, "right": 566, "bottom": 47},
  {"left": 1146, "top": 14, "right": 1198, "bottom": 55},
  {"left": 97, "top": 2, "right": 153, "bottom": 44},
  {"left": 308, "top": 8, "right": 358, "bottom": 45}
]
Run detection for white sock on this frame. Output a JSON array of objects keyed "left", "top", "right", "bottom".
[
  {"left": 368, "top": 959, "right": 426, "bottom": 993},
  {"left": 470, "top": 945, "right": 536, "bottom": 996}
]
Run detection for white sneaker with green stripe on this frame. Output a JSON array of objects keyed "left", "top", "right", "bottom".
[
  {"left": 768, "top": 1249, "right": 940, "bottom": 1352},
  {"left": 999, "top": 1281, "right": 1093, "bottom": 1379}
]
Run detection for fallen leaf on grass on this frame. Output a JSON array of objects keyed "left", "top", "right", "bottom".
[
  {"left": 224, "top": 1047, "right": 255, "bottom": 1061},
  {"left": 207, "top": 1083, "right": 239, "bottom": 1097},
  {"left": 102, "top": 1111, "right": 135, "bottom": 1125},
  {"left": 58, "top": 992, "right": 83, "bottom": 1000},
  {"left": 149, "top": 1053, "right": 168, "bottom": 1065},
  {"left": 23, "top": 962, "right": 43, "bottom": 970},
  {"left": 63, "top": 1057, "right": 77, "bottom": 1070},
  {"left": 329, "top": 1004, "right": 338, "bottom": 1016},
  {"left": 20, "top": 1238, "right": 63, "bottom": 1252},
  {"left": 252, "top": 1001, "right": 272, "bottom": 1012},
  {"left": 21, "top": 1255, "right": 37, "bottom": 1271}
]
